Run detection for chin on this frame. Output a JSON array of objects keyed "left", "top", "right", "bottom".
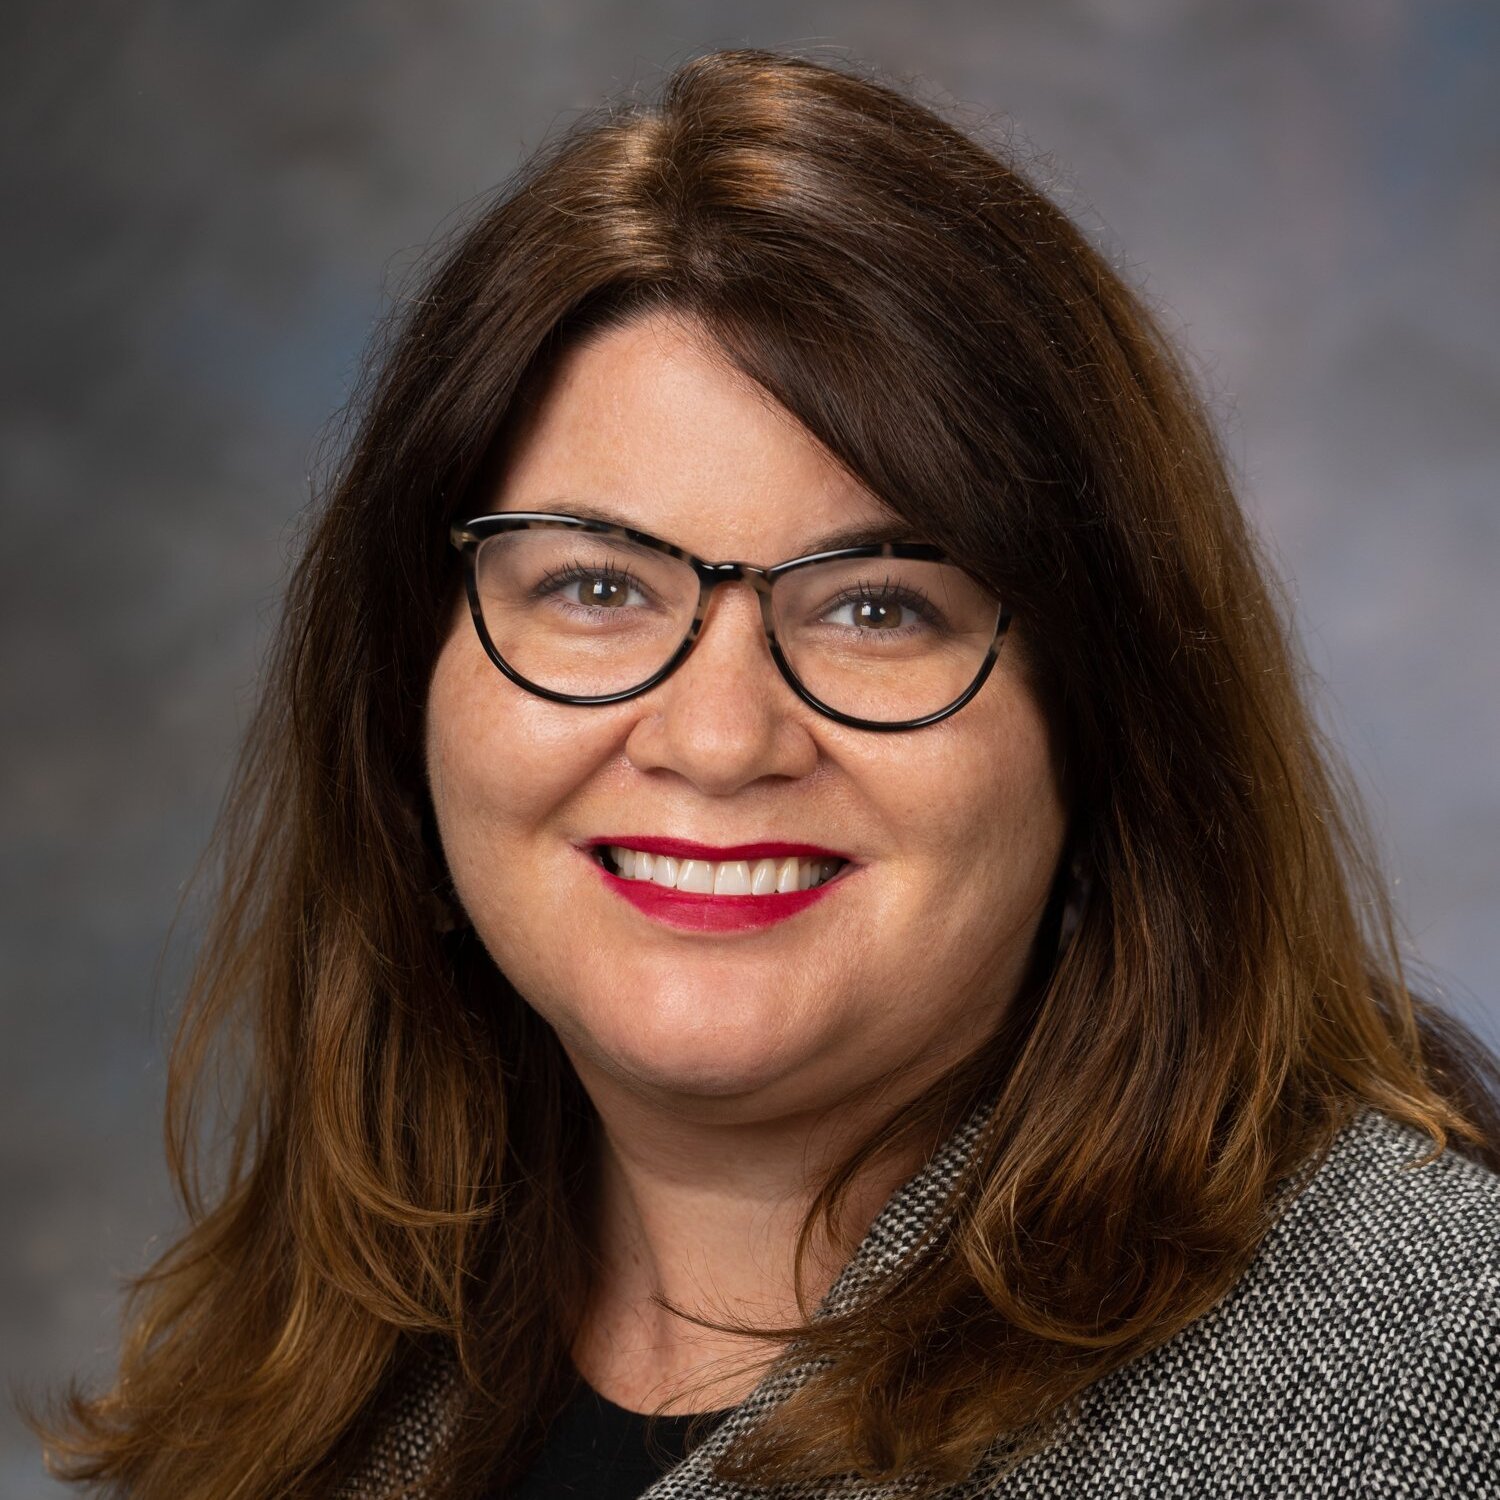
[
  {"left": 620, "top": 1052, "right": 784, "bottom": 1101},
  {"left": 571, "top": 1003, "right": 816, "bottom": 1103}
]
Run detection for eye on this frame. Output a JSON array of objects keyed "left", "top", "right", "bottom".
[
  {"left": 821, "top": 584, "right": 943, "bottom": 634},
  {"left": 829, "top": 595, "right": 905, "bottom": 630},
  {"left": 572, "top": 574, "right": 634, "bottom": 608},
  {"left": 533, "top": 565, "right": 651, "bottom": 611}
]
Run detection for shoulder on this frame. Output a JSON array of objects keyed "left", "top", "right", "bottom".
[
  {"left": 1257, "top": 1106, "right": 1500, "bottom": 1494},
  {"left": 1261, "top": 1104, "right": 1500, "bottom": 1306},
  {"left": 333, "top": 1345, "right": 463, "bottom": 1500},
  {"left": 1288, "top": 1100, "right": 1500, "bottom": 1230},
  {"left": 992, "top": 1107, "right": 1500, "bottom": 1497}
]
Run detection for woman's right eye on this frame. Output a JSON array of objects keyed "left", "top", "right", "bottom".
[
  {"left": 572, "top": 575, "right": 631, "bottom": 607},
  {"left": 533, "top": 566, "right": 648, "bottom": 610}
]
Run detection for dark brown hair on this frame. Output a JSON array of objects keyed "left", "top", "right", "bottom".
[{"left": 37, "top": 45, "right": 1500, "bottom": 1498}]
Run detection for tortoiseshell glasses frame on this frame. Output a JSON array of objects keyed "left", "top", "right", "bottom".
[{"left": 448, "top": 511, "right": 1011, "bottom": 732}]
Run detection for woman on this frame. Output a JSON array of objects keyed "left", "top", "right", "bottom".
[{"left": 40, "top": 46, "right": 1500, "bottom": 1500}]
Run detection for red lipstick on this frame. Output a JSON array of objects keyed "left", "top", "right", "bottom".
[
  {"left": 585, "top": 835, "right": 851, "bottom": 863},
  {"left": 579, "top": 837, "right": 855, "bottom": 933}
]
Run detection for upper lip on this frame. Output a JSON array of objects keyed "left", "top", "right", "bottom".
[{"left": 583, "top": 835, "right": 853, "bottom": 863}]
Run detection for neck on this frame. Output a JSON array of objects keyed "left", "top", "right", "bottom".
[{"left": 567, "top": 1071, "right": 948, "bottom": 1417}]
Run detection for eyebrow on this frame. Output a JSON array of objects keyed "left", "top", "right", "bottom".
[{"left": 525, "top": 500, "right": 925, "bottom": 557}]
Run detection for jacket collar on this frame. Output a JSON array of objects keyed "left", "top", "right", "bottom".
[
  {"left": 339, "top": 1086, "right": 1002, "bottom": 1498},
  {"left": 641, "top": 1085, "right": 1001, "bottom": 1496}
]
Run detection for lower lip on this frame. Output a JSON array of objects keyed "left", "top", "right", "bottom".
[{"left": 586, "top": 853, "right": 850, "bottom": 932}]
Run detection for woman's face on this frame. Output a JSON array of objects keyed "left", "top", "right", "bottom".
[{"left": 425, "top": 311, "right": 1068, "bottom": 1124}]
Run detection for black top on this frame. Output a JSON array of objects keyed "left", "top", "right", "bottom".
[{"left": 504, "top": 1376, "right": 733, "bottom": 1500}]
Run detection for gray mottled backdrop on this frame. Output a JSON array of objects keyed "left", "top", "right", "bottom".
[{"left": 3, "top": 2, "right": 1497, "bottom": 1494}]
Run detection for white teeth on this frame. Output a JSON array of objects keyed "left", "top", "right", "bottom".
[
  {"left": 605, "top": 846, "right": 845, "bottom": 896},
  {"left": 713, "top": 860, "right": 752, "bottom": 895}
]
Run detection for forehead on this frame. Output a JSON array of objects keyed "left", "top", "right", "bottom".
[{"left": 489, "top": 312, "right": 913, "bottom": 562}]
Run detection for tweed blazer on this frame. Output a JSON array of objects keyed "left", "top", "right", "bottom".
[{"left": 339, "top": 1100, "right": 1500, "bottom": 1498}]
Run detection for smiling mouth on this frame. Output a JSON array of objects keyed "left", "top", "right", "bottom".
[{"left": 591, "top": 844, "right": 849, "bottom": 895}]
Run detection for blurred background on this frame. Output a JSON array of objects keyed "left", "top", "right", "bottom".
[{"left": 3, "top": 1, "right": 1497, "bottom": 1493}]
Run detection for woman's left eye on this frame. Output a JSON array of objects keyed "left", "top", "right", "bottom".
[
  {"left": 823, "top": 590, "right": 936, "bottom": 632},
  {"left": 826, "top": 596, "right": 906, "bottom": 629}
]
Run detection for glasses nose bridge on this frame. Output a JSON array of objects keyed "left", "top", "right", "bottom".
[{"left": 693, "top": 559, "right": 779, "bottom": 640}]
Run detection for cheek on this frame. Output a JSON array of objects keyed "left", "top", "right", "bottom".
[
  {"left": 423, "top": 627, "right": 620, "bottom": 887},
  {"left": 890, "top": 674, "right": 1066, "bottom": 917}
]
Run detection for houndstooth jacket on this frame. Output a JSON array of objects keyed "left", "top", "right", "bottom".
[{"left": 339, "top": 1098, "right": 1500, "bottom": 1498}]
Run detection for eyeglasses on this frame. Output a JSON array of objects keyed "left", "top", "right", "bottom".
[{"left": 448, "top": 511, "right": 1011, "bottom": 731}]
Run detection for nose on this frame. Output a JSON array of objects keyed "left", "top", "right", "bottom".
[{"left": 621, "top": 579, "right": 819, "bottom": 794}]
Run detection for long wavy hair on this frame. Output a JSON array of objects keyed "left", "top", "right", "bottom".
[{"left": 36, "top": 46, "right": 1500, "bottom": 1499}]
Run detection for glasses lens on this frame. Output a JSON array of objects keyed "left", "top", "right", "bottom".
[
  {"left": 472, "top": 527, "right": 697, "bottom": 696},
  {"left": 772, "top": 555, "right": 1001, "bottom": 723}
]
